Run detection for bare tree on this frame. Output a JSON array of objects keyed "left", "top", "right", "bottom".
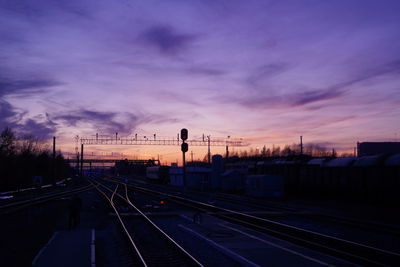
[
  {"left": 271, "top": 145, "right": 281, "bottom": 157},
  {"left": 0, "top": 127, "right": 16, "bottom": 156},
  {"left": 304, "top": 143, "right": 329, "bottom": 157},
  {"left": 16, "top": 135, "right": 44, "bottom": 155}
]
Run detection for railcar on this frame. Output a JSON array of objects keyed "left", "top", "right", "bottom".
[{"left": 146, "top": 166, "right": 170, "bottom": 183}]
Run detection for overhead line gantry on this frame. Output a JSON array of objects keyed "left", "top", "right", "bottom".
[
  {"left": 75, "top": 133, "right": 249, "bottom": 176},
  {"left": 79, "top": 137, "right": 248, "bottom": 147}
]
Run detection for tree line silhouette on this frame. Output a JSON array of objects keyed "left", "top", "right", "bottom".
[
  {"left": 201, "top": 143, "right": 353, "bottom": 163},
  {"left": 0, "top": 127, "right": 72, "bottom": 192},
  {"left": 232, "top": 144, "right": 339, "bottom": 158}
]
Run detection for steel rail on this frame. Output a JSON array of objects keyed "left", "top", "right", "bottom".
[
  {"left": 0, "top": 178, "right": 72, "bottom": 196},
  {"left": 119, "top": 182, "right": 400, "bottom": 266},
  {"left": 213, "top": 193, "right": 400, "bottom": 237},
  {"left": 123, "top": 184, "right": 204, "bottom": 267},
  {"left": 126, "top": 178, "right": 400, "bottom": 237},
  {"left": 93, "top": 179, "right": 204, "bottom": 266},
  {"left": 91, "top": 181, "right": 148, "bottom": 267},
  {"left": 0, "top": 184, "right": 93, "bottom": 214}
]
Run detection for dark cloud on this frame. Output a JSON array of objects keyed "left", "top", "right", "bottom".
[
  {"left": 0, "top": 73, "right": 63, "bottom": 139},
  {"left": 293, "top": 89, "right": 344, "bottom": 106},
  {"left": 235, "top": 59, "right": 400, "bottom": 109},
  {"left": 16, "top": 119, "right": 56, "bottom": 140},
  {"left": 185, "top": 66, "right": 225, "bottom": 76},
  {"left": 0, "top": 99, "right": 57, "bottom": 140},
  {"left": 0, "top": 99, "right": 27, "bottom": 130},
  {"left": 0, "top": 0, "right": 91, "bottom": 20},
  {"left": 1, "top": 102, "right": 181, "bottom": 140},
  {"left": 300, "top": 115, "right": 357, "bottom": 131},
  {"left": 237, "top": 88, "right": 344, "bottom": 109},
  {"left": 304, "top": 105, "right": 325, "bottom": 111},
  {"left": 145, "top": 114, "right": 180, "bottom": 125},
  {"left": 139, "top": 25, "right": 196, "bottom": 55},
  {"left": 53, "top": 108, "right": 181, "bottom": 135},
  {"left": 246, "top": 63, "right": 289, "bottom": 87},
  {"left": 54, "top": 109, "right": 135, "bottom": 134},
  {"left": 0, "top": 99, "right": 17, "bottom": 120},
  {"left": 112, "top": 60, "right": 225, "bottom": 77},
  {"left": 53, "top": 114, "right": 83, "bottom": 127},
  {"left": 0, "top": 77, "right": 62, "bottom": 97},
  {"left": 45, "top": 112, "right": 58, "bottom": 128},
  {"left": 317, "top": 59, "right": 400, "bottom": 96}
]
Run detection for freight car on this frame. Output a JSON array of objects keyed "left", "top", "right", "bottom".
[{"left": 146, "top": 166, "right": 170, "bottom": 183}]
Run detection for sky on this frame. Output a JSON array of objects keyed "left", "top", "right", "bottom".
[{"left": 1, "top": 0, "right": 400, "bottom": 163}]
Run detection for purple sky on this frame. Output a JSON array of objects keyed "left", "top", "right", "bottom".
[{"left": 1, "top": 0, "right": 400, "bottom": 160}]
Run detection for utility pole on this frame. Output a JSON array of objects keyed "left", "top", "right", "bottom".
[
  {"left": 52, "top": 136, "right": 56, "bottom": 186},
  {"left": 76, "top": 152, "right": 80, "bottom": 174},
  {"left": 207, "top": 135, "right": 211, "bottom": 164},
  {"left": 300, "top": 136, "right": 303, "bottom": 155},
  {"left": 226, "top": 136, "right": 230, "bottom": 160},
  {"left": 182, "top": 151, "right": 186, "bottom": 177},
  {"left": 80, "top": 144, "right": 84, "bottom": 178},
  {"left": 191, "top": 151, "right": 194, "bottom": 162}
]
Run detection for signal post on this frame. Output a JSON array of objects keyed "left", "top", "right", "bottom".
[{"left": 181, "top": 128, "right": 188, "bottom": 190}]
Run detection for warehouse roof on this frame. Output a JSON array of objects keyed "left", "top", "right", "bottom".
[
  {"left": 353, "top": 155, "right": 383, "bottom": 166},
  {"left": 384, "top": 154, "right": 400, "bottom": 166},
  {"left": 324, "top": 157, "right": 356, "bottom": 167}
]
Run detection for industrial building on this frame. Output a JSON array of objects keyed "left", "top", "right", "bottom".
[{"left": 357, "top": 142, "right": 400, "bottom": 156}]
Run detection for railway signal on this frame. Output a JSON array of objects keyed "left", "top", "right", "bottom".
[
  {"left": 181, "top": 128, "right": 188, "bottom": 190},
  {"left": 181, "top": 142, "right": 188, "bottom": 153},
  {"left": 180, "top": 128, "right": 188, "bottom": 141}
]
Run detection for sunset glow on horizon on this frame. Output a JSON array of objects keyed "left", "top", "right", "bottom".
[{"left": 1, "top": 0, "right": 400, "bottom": 164}]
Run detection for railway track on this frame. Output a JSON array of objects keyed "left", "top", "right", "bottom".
[
  {"left": 92, "top": 179, "right": 203, "bottom": 267},
  {"left": 0, "top": 184, "right": 93, "bottom": 215},
  {"left": 114, "top": 176, "right": 400, "bottom": 237},
  {"left": 108, "top": 179, "right": 400, "bottom": 266},
  {"left": 212, "top": 192, "right": 400, "bottom": 237}
]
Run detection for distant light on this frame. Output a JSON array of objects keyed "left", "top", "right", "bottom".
[{"left": 160, "top": 200, "right": 165, "bottom": 204}]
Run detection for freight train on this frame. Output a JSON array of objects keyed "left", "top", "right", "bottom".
[
  {"left": 146, "top": 166, "right": 170, "bottom": 183},
  {"left": 245, "top": 154, "right": 400, "bottom": 203}
]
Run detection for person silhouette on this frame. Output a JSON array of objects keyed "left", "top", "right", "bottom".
[{"left": 68, "top": 195, "right": 83, "bottom": 230}]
